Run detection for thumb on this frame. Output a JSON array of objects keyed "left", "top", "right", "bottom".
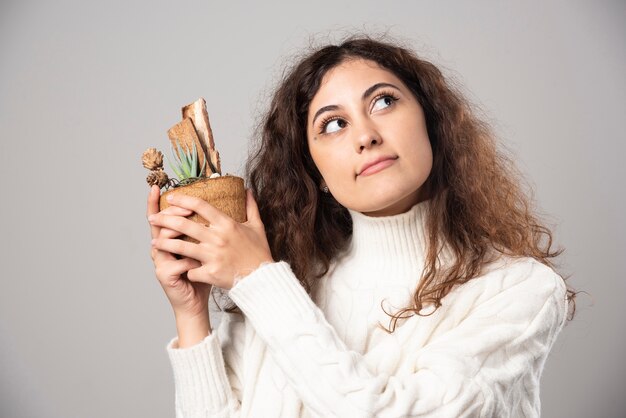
[{"left": 245, "top": 189, "right": 262, "bottom": 225}]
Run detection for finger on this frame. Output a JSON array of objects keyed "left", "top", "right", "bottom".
[
  {"left": 186, "top": 265, "right": 212, "bottom": 284},
  {"left": 147, "top": 188, "right": 193, "bottom": 222},
  {"left": 157, "top": 257, "right": 202, "bottom": 286},
  {"left": 159, "top": 227, "right": 184, "bottom": 239},
  {"left": 161, "top": 206, "right": 193, "bottom": 217},
  {"left": 158, "top": 206, "right": 194, "bottom": 239},
  {"left": 165, "top": 192, "right": 229, "bottom": 227},
  {"left": 152, "top": 237, "right": 206, "bottom": 261},
  {"left": 147, "top": 185, "right": 162, "bottom": 240},
  {"left": 150, "top": 213, "right": 207, "bottom": 242},
  {"left": 244, "top": 188, "right": 262, "bottom": 225},
  {"left": 151, "top": 246, "right": 175, "bottom": 263},
  {"left": 147, "top": 187, "right": 179, "bottom": 263},
  {"left": 158, "top": 222, "right": 191, "bottom": 239},
  {"left": 158, "top": 222, "right": 187, "bottom": 239}
]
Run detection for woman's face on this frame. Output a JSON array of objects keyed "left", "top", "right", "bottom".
[{"left": 306, "top": 58, "right": 433, "bottom": 217}]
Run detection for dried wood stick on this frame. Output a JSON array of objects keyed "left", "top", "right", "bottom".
[{"left": 181, "top": 98, "right": 221, "bottom": 175}]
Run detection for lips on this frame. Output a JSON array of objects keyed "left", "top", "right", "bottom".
[{"left": 358, "top": 155, "right": 398, "bottom": 176}]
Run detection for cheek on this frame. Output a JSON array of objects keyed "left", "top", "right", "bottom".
[
  {"left": 309, "top": 144, "right": 352, "bottom": 182},
  {"left": 315, "top": 157, "right": 347, "bottom": 185},
  {"left": 308, "top": 145, "right": 325, "bottom": 174},
  {"left": 403, "top": 114, "right": 431, "bottom": 156},
  {"left": 410, "top": 135, "right": 433, "bottom": 180}
]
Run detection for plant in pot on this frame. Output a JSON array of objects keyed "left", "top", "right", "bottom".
[{"left": 141, "top": 98, "right": 247, "bottom": 244}]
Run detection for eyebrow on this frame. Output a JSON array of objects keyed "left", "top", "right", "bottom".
[{"left": 311, "top": 82, "right": 401, "bottom": 127}]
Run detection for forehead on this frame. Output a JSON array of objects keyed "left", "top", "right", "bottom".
[{"left": 311, "top": 59, "right": 402, "bottom": 103}]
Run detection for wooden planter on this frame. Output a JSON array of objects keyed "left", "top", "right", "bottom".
[{"left": 159, "top": 175, "right": 247, "bottom": 243}]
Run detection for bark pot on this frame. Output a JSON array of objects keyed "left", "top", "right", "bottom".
[{"left": 159, "top": 176, "right": 247, "bottom": 244}]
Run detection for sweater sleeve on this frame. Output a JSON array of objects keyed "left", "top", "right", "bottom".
[
  {"left": 166, "top": 311, "right": 246, "bottom": 418},
  {"left": 227, "top": 260, "right": 568, "bottom": 418}
]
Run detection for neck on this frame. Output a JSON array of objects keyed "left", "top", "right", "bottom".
[{"left": 345, "top": 199, "right": 430, "bottom": 275}]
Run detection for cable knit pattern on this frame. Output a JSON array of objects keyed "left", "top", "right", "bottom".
[{"left": 166, "top": 200, "right": 568, "bottom": 417}]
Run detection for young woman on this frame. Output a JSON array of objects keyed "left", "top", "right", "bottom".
[{"left": 146, "top": 36, "right": 577, "bottom": 417}]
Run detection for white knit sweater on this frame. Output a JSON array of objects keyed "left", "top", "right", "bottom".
[{"left": 166, "top": 200, "right": 568, "bottom": 417}]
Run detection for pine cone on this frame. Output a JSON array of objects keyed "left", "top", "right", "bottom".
[
  {"left": 146, "top": 169, "right": 169, "bottom": 188},
  {"left": 142, "top": 148, "right": 164, "bottom": 170}
]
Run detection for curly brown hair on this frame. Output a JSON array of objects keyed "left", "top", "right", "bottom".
[{"left": 215, "top": 34, "right": 579, "bottom": 332}]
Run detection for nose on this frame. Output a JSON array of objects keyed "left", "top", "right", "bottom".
[{"left": 353, "top": 121, "right": 383, "bottom": 153}]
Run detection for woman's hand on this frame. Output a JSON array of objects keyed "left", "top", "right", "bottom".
[
  {"left": 148, "top": 188, "right": 275, "bottom": 290},
  {"left": 147, "top": 185, "right": 212, "bottom": 320}
]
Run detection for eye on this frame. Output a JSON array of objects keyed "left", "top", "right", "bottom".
[
  {"left": 319, "top": 117, "right": 347, "bottom": 134},
  {"left": 372, "top": 93, "right": 399, "bottom": 112}
]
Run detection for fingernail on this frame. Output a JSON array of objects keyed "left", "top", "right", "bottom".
[
  {"left": 148, "top": 215, "right": 155, "bottom": 222},
  {"left": 151, "top": 239, "right": 156, "bottom": 246}
]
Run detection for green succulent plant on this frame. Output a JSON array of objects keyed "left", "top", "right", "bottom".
[{"left": 166, "top": 139, "right": 207, "bottom": 181}]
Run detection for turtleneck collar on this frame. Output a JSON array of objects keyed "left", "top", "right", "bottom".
[{"left": 345, "top": 199, "right": 431, "bottom": 275}]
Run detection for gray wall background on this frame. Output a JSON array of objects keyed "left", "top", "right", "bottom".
[{"left": 1, "top": 1, "right": 624, "bottom": 417}]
